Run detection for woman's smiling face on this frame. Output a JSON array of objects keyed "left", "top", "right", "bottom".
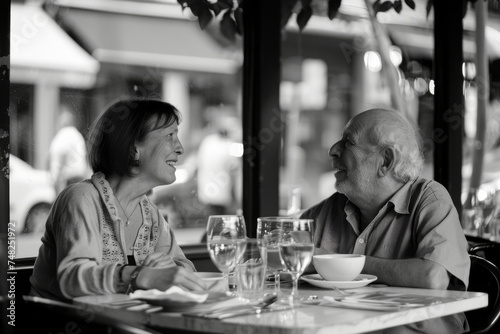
[{"left": 135, "top": 120, "right": 184, "bottom": 187}]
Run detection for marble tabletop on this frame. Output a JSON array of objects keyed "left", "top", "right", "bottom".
[{"left": 74, "top": 285, "right": 488, "bottom": 334}]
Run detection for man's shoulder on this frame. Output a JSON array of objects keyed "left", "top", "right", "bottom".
[
  {"left": 407, "top": 177, "right": 455, "bottom": 209},
  {"left": 410, "top": 177, "right": 450, "bottom": 197}
]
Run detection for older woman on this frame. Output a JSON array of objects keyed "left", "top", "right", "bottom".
[{"left": 30, "top": 99, "right": 205, "bottom": 302}]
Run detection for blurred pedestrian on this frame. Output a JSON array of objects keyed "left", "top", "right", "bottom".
[
  {"left": 197, "top": 115, "right": 241, "bottom": 215},
  {"left": 49, "top": 106, "right": 90, "bottom": 195}
]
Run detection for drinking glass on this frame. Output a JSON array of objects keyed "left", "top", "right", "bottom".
[
  {"left": 489, "top": 195, "right": 500, "bottom": 242},
  {"left": 256, "top": 217, "right": 291, "bottom": 292},
  {"left": 277, "top": 218, "right": 314, "bottom": 305},
  {"left": 481, "top": 188, "right": 497, "bottom": 239},
  {"left": 235, "top": 238, "right": 267, "bottom": 302},
  {"left": 462, "top": 188, "right": 484, "bottom": 236},
  {"left": 206, "top": 215, "right": 247, "bottom": 293}
]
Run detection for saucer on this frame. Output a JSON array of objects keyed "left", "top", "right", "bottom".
[{"left": 301, "top": 274, "right": 377, "bottom": 289}]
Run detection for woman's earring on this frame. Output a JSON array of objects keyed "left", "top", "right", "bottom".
[{"left": 131, "top": 151, "right": 140, "bottom": 167}]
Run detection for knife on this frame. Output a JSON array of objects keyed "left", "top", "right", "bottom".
[
  {"left": 195, "top": 305, "right": 295, "bottom": 319},
  {"left": 325, "top": 296, "right": 424, "bottom": 308}
]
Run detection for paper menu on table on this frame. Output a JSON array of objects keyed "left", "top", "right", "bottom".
[{"left": 332, "top": 291, "right": 449, "bottom": 305}]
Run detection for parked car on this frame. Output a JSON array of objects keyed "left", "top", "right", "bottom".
[{"left": 10, "top": 155, "right": 56, "bottom": 233}]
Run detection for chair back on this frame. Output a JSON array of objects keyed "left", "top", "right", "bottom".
[
  {"left": 466, "top": 254, "right": 500, "bottom": 333},
  {"left": 469, "top": 243, "right": 500, "bottom": 268}
]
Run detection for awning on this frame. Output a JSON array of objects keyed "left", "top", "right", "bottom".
[
  {"left": 10, "top": 3, "right": 99, "bottom": 88},
  {"left": 388, "top": 24, "right": 500, "bottom": 61},
  {"left": 57, "top": 6, "right": 241, "bottom": 74},
  {"left": 337, "top": 0, "right": 500, "bottom": 61}
]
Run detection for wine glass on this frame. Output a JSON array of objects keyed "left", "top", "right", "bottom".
[
  {"left": 462, "top": 188, "right": 484, "bottom": 236},
  {"left": 277, "top": 218, "right": 314, "bottom": 305},
  {"left": 481, "top": 187, "right": 497, "bottom": 239},
  {"left": 206, "top": 215, "right": 247, "bottom": 293},
  {"left": 256, "top": 217, "right": 291, "bottom": 292},
  {"left": 463, "top": 187, "right": 497, "bottom": 238},
  {"left": 489, "top": 191, "right": 500, "bottom": 241}
]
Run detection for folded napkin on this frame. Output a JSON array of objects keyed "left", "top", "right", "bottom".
[
  {"left": 203, "top": 278, "right": 227, "bottom": 292},
  {"left": 129, "top": 286, "right": 209, "bottom": 303}
]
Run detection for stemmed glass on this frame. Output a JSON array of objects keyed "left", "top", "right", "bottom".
[
  {"left": 463, "top": 187, "right": 497, "bottom": 238},
  {"left": 206, "top": 215, "right": 247, "bottom": 293},
  {"left": 481, "top": 188, "right": 497, "bottom": 239},
  {"left": 278, "top": 218, "right": 314, "bottom": 305},
  {"left": 462, "top": 188, "right": 484, "bottom": 236},
  {"left": 256, "top": 217, "right": 291, "bottom": 292}
]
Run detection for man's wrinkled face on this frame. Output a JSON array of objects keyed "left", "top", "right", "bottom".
[{"left": 328, "top": 116, "right": 380, "bottom": 199}]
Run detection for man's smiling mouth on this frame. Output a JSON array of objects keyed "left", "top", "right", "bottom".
[{"left": 333, "top": 165, "right": 346, "bottom": 173}]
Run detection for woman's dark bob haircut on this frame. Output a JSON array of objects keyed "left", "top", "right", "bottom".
[{"left": 87, "top": 98, "right": 181, "bottom": 177}]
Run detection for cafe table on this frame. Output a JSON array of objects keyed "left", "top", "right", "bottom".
[{"left": 73, "top": 284, "right": 488, "bottom": 334}]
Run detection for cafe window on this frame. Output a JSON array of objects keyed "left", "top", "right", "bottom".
[
  {"left": 10, "top": 0, "right": 243, "bottom": 258},
  {"left": 276, "top": 5, "right": 500, "bottom": 243},
  {"left": 9, "top": 0, "right": 500, "bottom": 260}
]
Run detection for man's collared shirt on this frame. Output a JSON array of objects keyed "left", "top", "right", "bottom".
[{"left": 300, "top": 177, "right": 470, "bottom": 333}]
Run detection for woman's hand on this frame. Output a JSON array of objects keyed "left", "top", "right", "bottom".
[
  {"left": 136, "top": 266, "right": 206, "bottom": 292},
  {"left": 141, "top": 252, "right": 177, "bottom": 268}
]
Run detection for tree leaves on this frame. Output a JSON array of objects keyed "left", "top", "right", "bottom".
[
  {"left": 234, "top": 7, "right": 244, "bottom": 35},
  {"left": 372, "top": 0, "right": 424, "bottom": 15},
  {"left": 328, "top": 0, "right": 342, "bottom": 20},
  {"left": 177, "top": 0, "right": 213, "bottom": 30},
  {"left": 297, "top": 4, "right": 313, "bottom": 31},
  {"left": 197, "top": 4, "right": 213, "bottom": 30},
  {"left": 178, "top": 0, "right": 203, "bottom": 16},
  {"left": 176, "top": 0, "right": 425, "bottom": 43},
  {"left": 394, "top": 0, "right": 402, "bottom": 13},
  {"left": 221, "top": 10, "right": 238, "bottom": 42},
  {"left": 404, "top": 0, "right": 416, "bottom": 10},
  {"left": 207, "top": 0, "right": 233, "bottom": 16},
  {"left": 177, "top": 0, "right": 233, "bottom": 32},
  {"left": 281, "top": 0, "right": 299, "bottom": 29},
  {"left": 426, "top": 0, "right": 433, "bottom": 18},
  {"left": 373, "top": 0, "right": 394, "bottom": 14}
]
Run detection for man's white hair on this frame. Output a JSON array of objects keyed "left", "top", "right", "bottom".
[{"left": 362, "top": 108, "right": 424, "bottom": 182}]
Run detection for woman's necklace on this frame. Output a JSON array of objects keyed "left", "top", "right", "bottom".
[{"left": 115, "top": 196, "right": 139, "bottom": 226}]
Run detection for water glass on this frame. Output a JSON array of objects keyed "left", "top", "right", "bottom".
[
  {"left": 462, "top": 187, "right": 497, "bottom": 238},
  {"left": 489, "top": 210, "right": 500, "bottom": 242},
  {"left": 462, "top": 188, "right": 484, "bottom": 236},
  {"left": 481, "top": 188, "right": 497, "bottom": 239},
  {"left": 256, "top": 216, "right": 291, "bottom": 292},
  {"left": 206, "top": 215, "right": 247, "bottom": 293},
  {"left": 235, "top": 238, "right": 267, "bottom": 302},
  {"left": 277, "top": 218, "right": 314, "bottom": 305},
  {"left": 488, "top": 189, "right": 500, "bottom": 241}
]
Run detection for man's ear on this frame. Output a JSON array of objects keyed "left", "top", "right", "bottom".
[{"left": 378, "top": 147, "right": 396, "bottom": 176}]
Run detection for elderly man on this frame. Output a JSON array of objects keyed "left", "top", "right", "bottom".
[{"left": 300, "top": 108, "right": 470, "bottom": 333}]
